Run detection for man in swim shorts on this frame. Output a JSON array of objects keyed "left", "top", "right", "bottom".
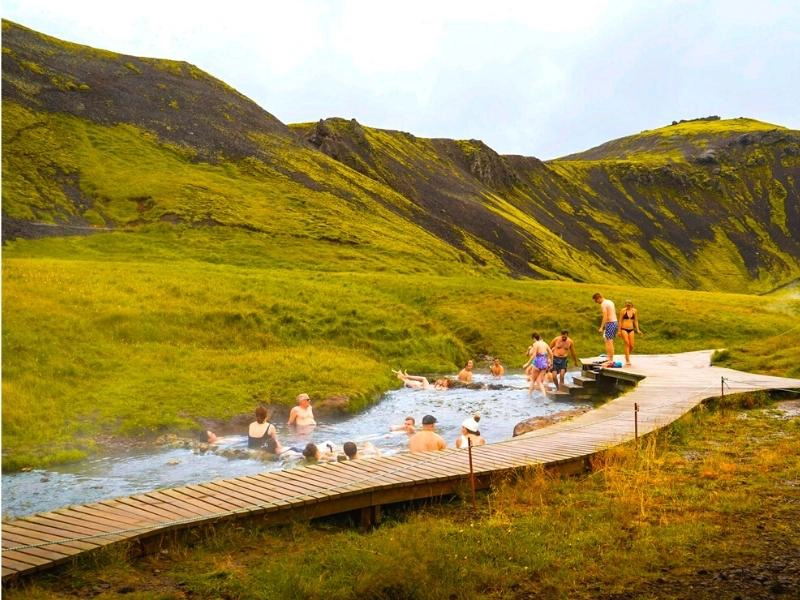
[
  {"left": 593, "top": 293, "right": 618, "bottom": 367},
  {"left": 550, "top": 329, "right": 579, "bottom": 390}
]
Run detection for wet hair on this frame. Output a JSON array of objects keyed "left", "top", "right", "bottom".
[
  {"left": 255, "top": 406, "right": 268, "bottom": 424},
  {"left": 592, "top": 292, "right": 602, "bottom": 301},
  {"left": 343, "top": 441, "right": 358, "bottom": 459},
  {"left": 531, "top": 332, "right": 541, "bottom": 340},
  {"left": 404, "top": 416, "right": 415, "bottom": 425},
  {"left": 561, "top": 329, "right": 569, "bottom": 335},
  {"left": 302, "top": 443, "right": 318, "bottom": 460}
]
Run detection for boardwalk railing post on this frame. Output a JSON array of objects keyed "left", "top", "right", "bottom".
[
  {"left": 634, "top": 402, "right": 639, "bottom": 444},
  {"left": 468, "top": 438, "right": 477, "bottom": 510}
]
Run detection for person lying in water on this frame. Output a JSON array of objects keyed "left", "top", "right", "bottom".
[{"left": 393, "top": 369, "right": 431, "bottom": 390}]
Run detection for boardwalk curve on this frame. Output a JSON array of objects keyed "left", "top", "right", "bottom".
[{"left": 3, "top": 350, "right": 799, "bottom": 581}]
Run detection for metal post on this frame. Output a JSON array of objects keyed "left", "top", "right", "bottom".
[
  {"left": 468, "top": 437, "right": 477, "bottom": 510},
  {"left": 634, "top": 402, "right": 639, "bottom": 443},
  {"left": 721, "top": 376, "right": 725, "bottom": 398}
]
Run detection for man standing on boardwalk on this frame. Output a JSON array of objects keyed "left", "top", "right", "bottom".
[
  {"left": 593, "top": 293, "right": 618, "bottom": 367},
  {"left": 409, "top": 415, "right": 447, "bottom": 452},
  {"left": 550, "top": 329, "right": 579, "bottom": 390}
]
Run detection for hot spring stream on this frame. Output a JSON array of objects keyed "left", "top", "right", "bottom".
[{"left": 2, "top": 372, "right": 587, "bottom": 518}]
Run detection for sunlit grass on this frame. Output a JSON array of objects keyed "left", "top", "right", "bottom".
[{"left": 3, "top": 231, "right": 799, "bottom": 469}]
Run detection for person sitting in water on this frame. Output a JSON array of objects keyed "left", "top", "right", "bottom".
[
  {"left": 409, "top": 415, "right": 447, "bottom": 452},
  {"left": 455, "top": 414, "right": 486, "bottom": 448},
  {"left": 343, "top": 441, "right": 359, "bottom": 460},
  {"left": 393, "top": 369, "right": 431, "bottom": 390},
  {"left": 288, "top": 393, "right": 317, "bottom": 427},
  {"left": 248, "top": 406, "right": 282, "bottom": 453},
  {"left": 390, "top": 416, "right": 416, "bottom": 434},
  {"left": 458, "top": 359, "right": 474, "bottom": 384},
  {"left": 489, "top": 358, "right": 505, "bottom": 378},
  {"left": 302, "top": 442, "right": 320, "bottom": 463}
]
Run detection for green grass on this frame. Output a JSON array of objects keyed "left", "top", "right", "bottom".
[
  {"left": 6, "top": 397, "right": 798, "bottom": 599},
  {"left": 3, "top": 229, "right": 799, "bottom": 470}
]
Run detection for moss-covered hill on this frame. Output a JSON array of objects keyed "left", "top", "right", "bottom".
[
  {"left": 293, "top": 116, "right": 800, "bottom": 291},
  {"left": 2, "top": 18, "right": 799, "bottom": 291}
]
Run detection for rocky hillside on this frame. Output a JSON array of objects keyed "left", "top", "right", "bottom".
[{"left": 3, "top": 20, "right": 799, "bottom": 291}]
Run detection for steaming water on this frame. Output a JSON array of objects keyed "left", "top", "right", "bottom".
[{"left": 2, "top": 371, "right": 587, "bottom": 518}]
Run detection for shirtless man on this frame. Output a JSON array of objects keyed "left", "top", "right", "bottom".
[
  {"left": 489, "top": 358, "right": 505, "bottom": 378},
  {"left": 408, "top": 415, "right": 447, "bottom": 452},
  {"left": 593, "top": 293, "right": 618, "bottom": 367},
  {"left": 288, "top": 393, "right": 317, "bottom": 427},
  {"left": 550, "top": 329, "right": 579, "bottom": 390},
  {"left": 458, "top": 360, "right": 474, "bottom": 384},
  {"left": 390, "top": 416, "right": 416, "bottom": 435}
]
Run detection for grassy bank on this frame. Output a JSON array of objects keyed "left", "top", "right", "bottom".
[
  {"left": 5, "top": 394, "right": 799, "bottom": 599},
  {"left": 3, "top": 230, "right": 800, "bottom": 470}
]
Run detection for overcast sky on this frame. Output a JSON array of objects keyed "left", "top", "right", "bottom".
[{"left": 3, "top": 0, "right": 799, "bottom": 159}]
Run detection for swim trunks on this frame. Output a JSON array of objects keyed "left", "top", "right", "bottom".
[
  {"left": 553, "top": 356, "right": 568, "bottom": 372},
  {"left": 533, "top": 353, "right": 549, "bottom": 370},
  {"left": 604, "top": 322, "right": 619, "bottom": 340}
]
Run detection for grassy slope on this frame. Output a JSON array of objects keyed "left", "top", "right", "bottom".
[
  {"left": 6, "top": 398, "right": 799, "bottom": 599},
  {"left": 4, "top": 232, "right": 799, "bottom": 469}
]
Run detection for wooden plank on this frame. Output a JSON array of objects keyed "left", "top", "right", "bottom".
[
  {"left": 156, "top": 488, "right": 238, "bottom": 515},
  {"left": 52, "top": 507, "right": 144, "bottom": 532},
  {"left": 200, "top": 480, "right": 283, "bottom": 509},
  {"left": 2, "top": 530, "right": 92, "bottom": 555},
  {"left": 27, "top": 511, "right": 124, "bottom": 536},
  {"left": 19, "top": 515, "right": 113, "bottom": 542},
  {"left": 244, "top": 474, "right": 326, "bottom": 502},
  {"left": 276, "top": 468, "right": 366, "bottom": 497},
  {"left": 183, "top": 484, "right": 255, "bottom": 510},
  {"left": 117, "top": 496, "right": 194, "bottom": 521},
  {"left": 366, "top": 454, "right": 448, "bottom": 482},
  {"left": 2, "top": 555, "right": 40, "bottom": 572},
  {"left": 1, "top": 521, "right": 102, "bottom": 550},
  {"left": 2, "top": 550, "right": 51, "bottom": 567},
  {"left": 65, "top": 504, "right": 149, "bottom": 527},
  {"left": 236, "top": 473, "right": 314, "bottom": 500},
  {"left": 3, "top": 544, "right": 71, "bottom": 563},
  {"left": 192, "top": 482, "right": 267, "bottom": 509},
  {"left": 141, "top": 492, "right": 208, "bottom": 519},
  {"left": 223, "top": 477, "right": 297, "bottom": 506},
  {"left": 101, "top": 498, "right": 183, "bottom": 523}
]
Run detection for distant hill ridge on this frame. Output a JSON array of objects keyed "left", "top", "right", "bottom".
[{"left": 3, "top": 19, "right": 799, "bottom": 291}]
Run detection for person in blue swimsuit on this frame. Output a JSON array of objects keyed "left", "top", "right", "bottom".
[{"left": 593, "top": 292, "right": 618, "bottom": 367}]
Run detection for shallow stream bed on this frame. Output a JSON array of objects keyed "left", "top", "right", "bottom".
[{"left": 2, "top": 372, "right": 587, "bottom": 518}]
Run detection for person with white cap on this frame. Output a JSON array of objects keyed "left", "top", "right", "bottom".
[
  {"left": 288, "top": 392, "right": 317, "bottom": 427},
  {"left": 408, "top": 414, "right": 447, "bottom": 452},
  {"left": 455, "top": 413, "right": 486, "bottom": 449}
]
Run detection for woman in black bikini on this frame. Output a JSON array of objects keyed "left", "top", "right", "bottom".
[{"left": 618, "top": 300, "right": 642, "bottom": 367}]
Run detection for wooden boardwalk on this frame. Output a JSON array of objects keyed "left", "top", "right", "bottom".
[{"left": 3, "top": 351, "right": 799, "bottom": 581}]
